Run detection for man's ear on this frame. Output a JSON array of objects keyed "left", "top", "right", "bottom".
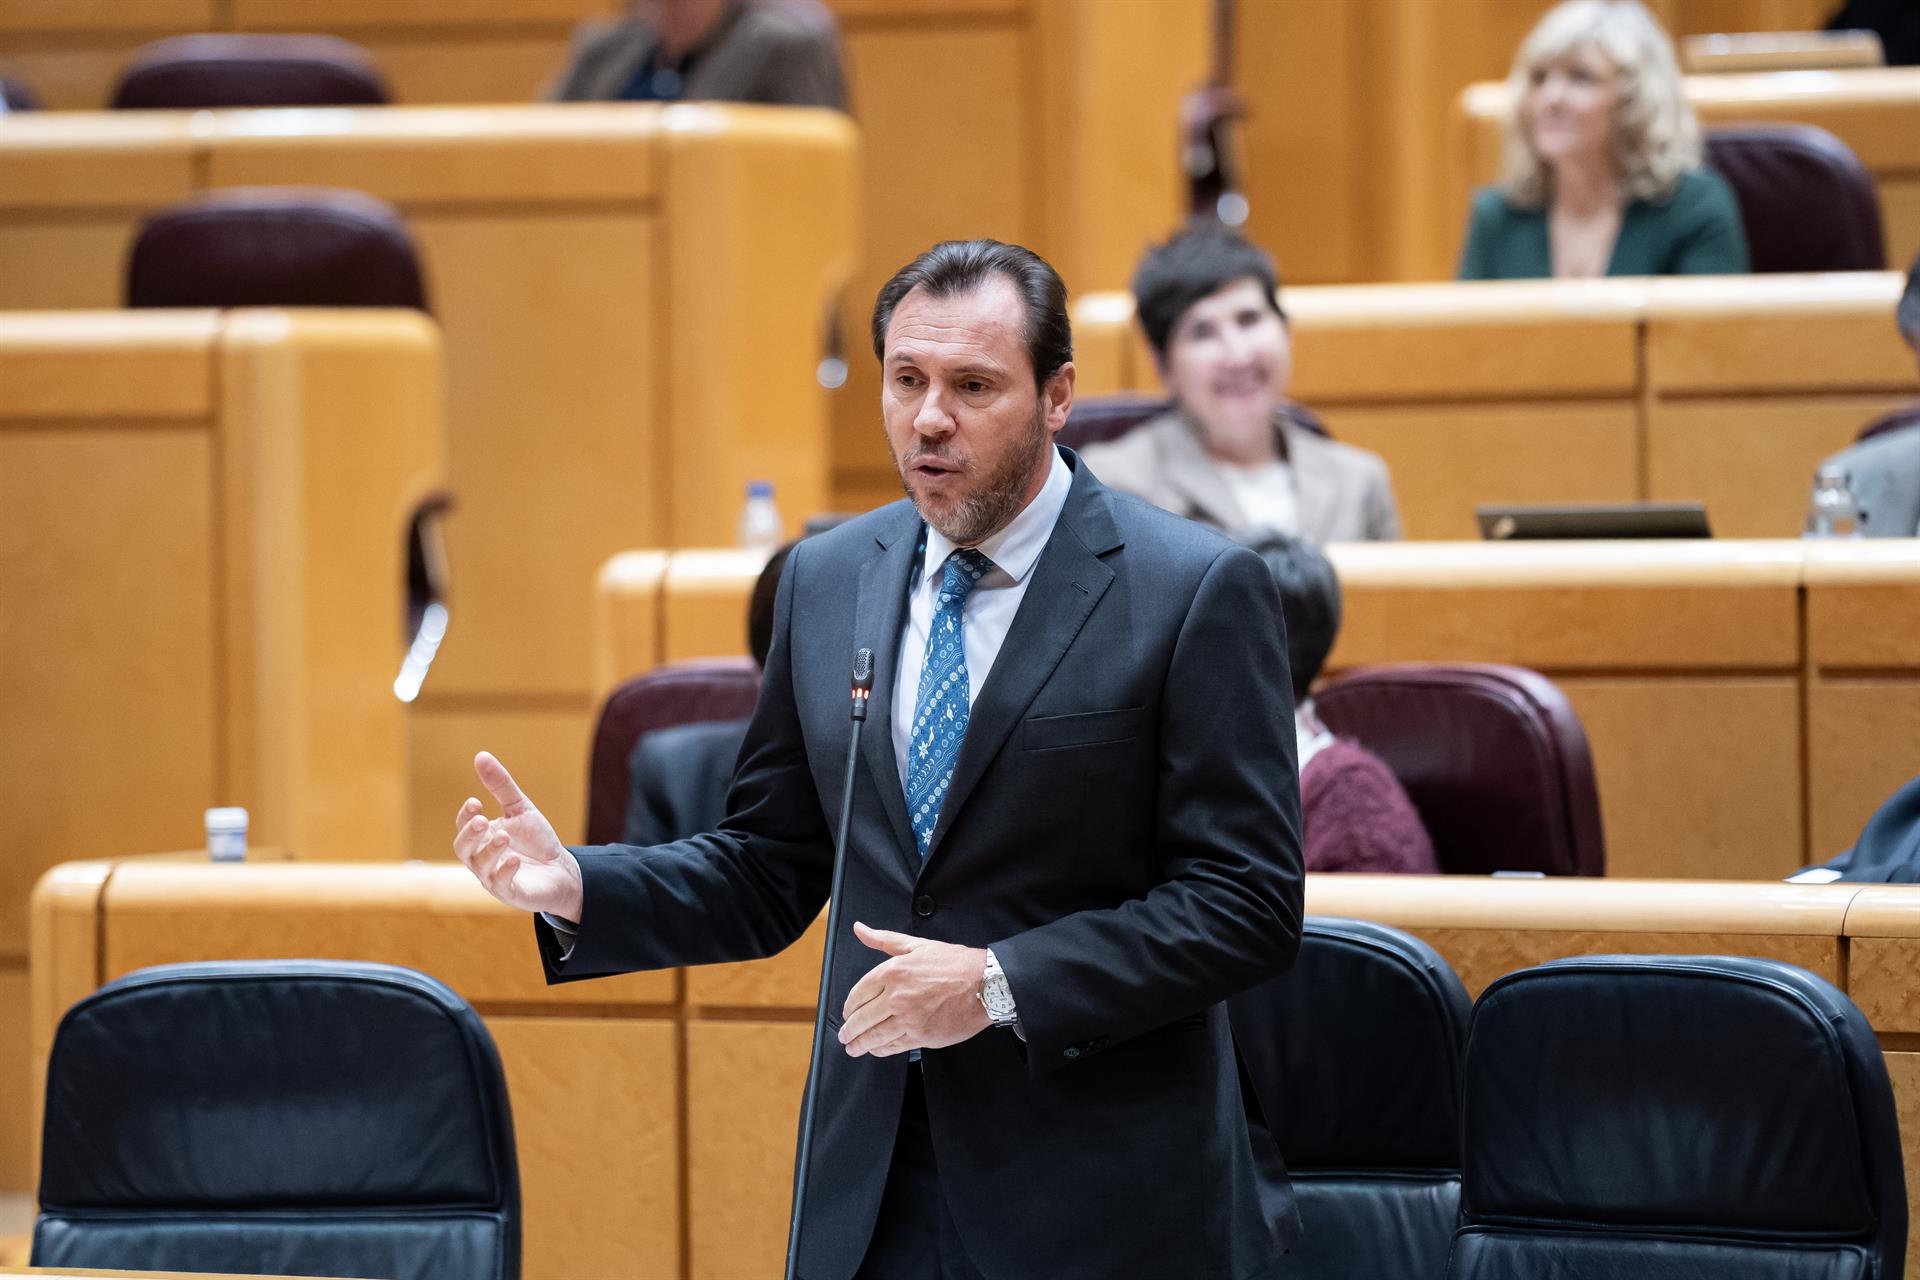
[{"left": 1043, "top": 362, "right": 1076, "bottom": 435}]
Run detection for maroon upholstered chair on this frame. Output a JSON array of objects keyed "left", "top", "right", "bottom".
[
  {"left": 1856, "top": 404, "right": 1920, "bottom": 444},
  {"left": 1315, "top": 663, "right": 1604, "bottom": 877},
  {"left": 1059, "top": 394, "right": 1329, "bottom": 453},
  {"left": 0, "top": 77, "right": 42, "bottom": 112},
  {"left": 1704, "top": 124, "right": 1885, "bottom": 273},
  {"left": 586, "top": 659, "right": 762, "bottom": 846},
  {"left": 112, "top": 34, "right": 388, "bottom": 109},
  {"left": 126, "top": 188, "right": 428, "bottom": 311}
]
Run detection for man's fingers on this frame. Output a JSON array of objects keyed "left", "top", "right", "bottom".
[
  {"left": 841, "top": 964, "right": 887, "bottom": 1023},
  {"left": 843, "top": 1015, "right": 906, "bottom": 1058},
  {"left": 452, "top": 813, "right": 491, "bottom": 869},
  {"left": 852, "top": 921, "right": 916, "bottom": 957},
  {"left": 484, "top": 850, "right": 521, "bottom": 897},
  {"left": 473, "top": 751, "right": 531, "bottom": 814},
  {"left": 454, "top": 797, "right": 482, "bottom": 836},
  {"left": 838, "top": 987, "right": 893, "bottom": 1045}
]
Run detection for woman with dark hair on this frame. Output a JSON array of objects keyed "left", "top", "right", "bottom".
[{"left": 1243, "top": 530, "right": 1437, "bottom": 875}]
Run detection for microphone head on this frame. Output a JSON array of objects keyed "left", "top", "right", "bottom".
[{"left": 851, "top": 647, "right": 875, "bottom": 692}]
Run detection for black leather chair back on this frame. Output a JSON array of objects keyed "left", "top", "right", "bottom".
[
  {"left": 1316, "top": 662, "right": 1604, "bottom": 876},
  {"left": 36, "top": 960, "right": 520, "bottom": 1280},
  {"left": 1449, "top": 955, "right": 1905, "bottom": 1279},
  {"left": 127, "top": 188, "right": 429, "bottom": 311},
  {"left": 1705, "top": 124, "right": 1885, "bottom": 273},
  {"left": 113, "top": 34, "right": 388, "bottom": 109},
  {"left": 1231, "top": 918, "right": 1470, "bottom": 1280}
]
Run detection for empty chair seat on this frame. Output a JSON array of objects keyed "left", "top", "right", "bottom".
[
  {"left": 1230, "top": 918, "right": 1470, "bottom": 1280},
  {"left": 1450, "top": 955, "right": 1905, "bottom": 1278},
  {"left": 587, "top": 657, "right": 762, "bottom": 845},
  {"left": 1315, "top": 662, "right": 1604, "bottom": 876},
  {"left": 127, "top": 187, "right": 428, "bottom": 311},
  {"left": 113, "top": 34, "right": 389, "bottom": 109},
  {"left": 1705, "top": 124, "right": 1885, "bottom": 273},
  {"left": 36, "top": 960, "right": 520, "bottom": 1280}
]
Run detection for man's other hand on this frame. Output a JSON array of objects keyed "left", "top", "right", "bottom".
[
  {"left": 453, "top": 751, "right": 584, "bottom": 923},
  {"left": 838, "top": 922, "right": 991, "bottom": 1057}
]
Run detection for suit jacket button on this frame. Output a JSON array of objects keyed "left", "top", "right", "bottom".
[
  {"left": 913, "top": 894, "right": 935, "bottom": 918},
  {"left": 1063, "top": 1045, "right": 1081, "bottom": 1059}
]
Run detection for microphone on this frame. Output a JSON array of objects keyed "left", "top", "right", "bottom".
[{"left": 785, "top": 648, "right": 875, "bottom": 1280}]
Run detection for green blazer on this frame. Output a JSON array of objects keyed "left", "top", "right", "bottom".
[{"left": 1457, "top": 167, "right": 1750, "bottom": 279}]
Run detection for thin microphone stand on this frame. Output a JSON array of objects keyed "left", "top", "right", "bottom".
[{"left": 784, "top": 647, "right": 875, "bottom": 1280}]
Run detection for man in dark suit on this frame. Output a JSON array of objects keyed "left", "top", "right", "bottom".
[{"left": 455, "top": 239, "right": 1304, "bottom": 1279}]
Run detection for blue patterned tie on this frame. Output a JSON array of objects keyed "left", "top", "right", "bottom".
[{"left": 906, "top": 548, "right": 994, "bottom": 857}]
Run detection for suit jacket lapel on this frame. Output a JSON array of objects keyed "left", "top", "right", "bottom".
[
  {"left": 851, "top": 507, "right": 922, "bottom": 871},
  {"left": 920, "top": 459, "right": 1121, "bottom": 874}
]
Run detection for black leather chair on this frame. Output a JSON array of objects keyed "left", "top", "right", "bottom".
[
  {"left": 1704, "top": 124, "right": 1886, "bottom": 273},
  {"left": 1449, "top": 955, "right": 1905, "bottom": 1278},
  {"left": 1316, "top": 662, "right": 1605, "bottom": 876},
  {"left": 587, "top": 657, "right": 762, "bottom": 845},
  {"left": 113, "top": 34, "right": 389, "bottom": 109},
  {"left": 35, "top": 960, "right": 520, "bottom": 1280},
  {"left": 127, "top": 187, "right": 429, "bottom": 311},
  {"left": 1230, "top": 918, "right": 1470, "bottom": 1280}
]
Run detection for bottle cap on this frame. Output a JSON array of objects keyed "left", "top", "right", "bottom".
[
  {"left": 747, "top": 480, "right": 774, "bottom": 498},
  {"left": 204, "top": 806, "right": 249, "bottom": 832}
]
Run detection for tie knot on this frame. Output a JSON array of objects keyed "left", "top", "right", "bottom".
[{"left": 939, "top": 549, "right": 994, "bottom": 603}]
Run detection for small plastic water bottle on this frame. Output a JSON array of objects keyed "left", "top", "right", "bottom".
[
  {"left": 205, "top": 807, "right": 248, "bottom": 862},
  {"left": 738, "top": 480, "right": 783, "bottom": 553},
  {"left": 1804, "top": 464, "right": 1866, "bottom": 538}
]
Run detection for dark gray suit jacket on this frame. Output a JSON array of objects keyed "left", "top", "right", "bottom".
[{"left": 539, "top": 451, "right": 1304, "bottom": 1279}]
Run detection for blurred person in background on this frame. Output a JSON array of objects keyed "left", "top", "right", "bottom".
[
  {"left": 1812, "top": 252, "right": 1920, "bottom": 536},
  {"left": 549, "top": 0, "right": 847, "bottom": 109},
  {"left": 1243, "top": 530, "right": 1438, "bottom": 875},
  {"left": 1458, "top": 0, "right": 1747, "bottom": 279},
  {"left": 1082, "top": 226, "right": 1401, "bottom": 542}
]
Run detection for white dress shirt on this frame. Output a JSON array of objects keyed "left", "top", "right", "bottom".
[{"left": 890, "top": 446, "right": 1073, "bottom": 789}]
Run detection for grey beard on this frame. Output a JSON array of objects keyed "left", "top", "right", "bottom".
[{"left": 897, "top": 407, "right": 1050, "bottom": 546}]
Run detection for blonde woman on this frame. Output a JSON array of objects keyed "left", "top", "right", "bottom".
[{"left": 1458, "top": 0, "right": 1748, "bottom": 279}]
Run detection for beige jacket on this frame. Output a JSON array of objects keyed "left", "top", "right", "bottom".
[{"left": 1078, "top": 409, "right": 1402, "bottom": 542}]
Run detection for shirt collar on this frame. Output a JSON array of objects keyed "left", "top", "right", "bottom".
[{"left": 917, "top": 445, "right": 1072, "bottom": 589}]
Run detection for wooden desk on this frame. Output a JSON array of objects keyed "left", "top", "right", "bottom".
[
  {"left": 594, "top": 539, "right": 1920, "bottom": 883},
  {"left": 0, "top": 0, "right": 609, "bottom": 108},
  {"left": 2, "top": 308, "right": 443, "bottom": 1190},
  {"left": 0, "top": 103, "right": 858, "bottom": 855},
  {"left": 1455, "top": 68, "right": 1920, "bottom": 282},
  {"left": 1, "top": 1270, "right": 359, "bottom": 1278},
  {"left": 1072, "top": 273, "right": 1912, "bottom": 540}
]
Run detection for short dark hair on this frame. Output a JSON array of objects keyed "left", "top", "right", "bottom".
[
  {"left": 870, "top": 239, "right": 1073, "bottom": 389},
  {"left": 1131, "top": 225, "right": 1284, "bottom": 358},
  {"left": 1238, "top": 530, "right": 1341, "bottom": 702},
  {"left": 1900, "top": 249, "right": 1920, "bottom": 348},
  {"left": 746, "top": 541, "right": 796, "bottom": 670}
]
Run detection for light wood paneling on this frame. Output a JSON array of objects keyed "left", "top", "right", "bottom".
[
  {"left": 1881, "top": 1051, "right": 1920, "bottom": 1280},
  {"left": 97, "top": 863, "right": 674, "bottom": 1006},
  {"left": 0, "top": 309, "right": 214, "bottom": 417},
  {"left": 1644, "top": 274, "right": 1910, "bottom": 393},
  {"left": 1648, "top": 397, "right": 1912, "bottom": 538},
  {"left": 685, "top": 1021, "right": 810, "bottom": 1280},
  {"left": 407, "top": 704, "right": 595, "bottom": 854},
  {"left": 1559, "top": 678, "right": 1804, "bottom": 880},
  {"left": 661, "top": 550, "right": 778, "bottom": 665},
  {"left": 592, "top": 552, "right": 666, "bottom": 698},
  {"left": 1805, "top": 541, "right": 1920, "bottom": 667},
  {"left": 1325, "top": 402, "right": 1639, "bottom": 540},
  {"left": 1807, "top": 680, "right": 1920, "bottom": 866},
  {"left": 0, "top": 427, "right": 219, "bottom": 920},
  {"left": 1327, "top": 541, "right": 1804, "bottom": 670},
  {"left": 490, "top": 1015, "right": 681, "bottom": 1280}
]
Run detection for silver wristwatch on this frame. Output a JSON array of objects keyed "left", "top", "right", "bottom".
[{"left": 980, "top": 948, "right": 1018, "bottom": 1027}]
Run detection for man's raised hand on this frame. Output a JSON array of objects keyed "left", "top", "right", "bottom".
[{"left": 453, "top": 751, "right": 584, "bottom": 923}]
